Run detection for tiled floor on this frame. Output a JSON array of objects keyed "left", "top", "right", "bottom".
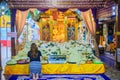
[
  {"left": 104, "top": 65, "right": 120, "bottom": 80},
  {"left": 100, "top": 54, "right": 120, "bottom": 80}
]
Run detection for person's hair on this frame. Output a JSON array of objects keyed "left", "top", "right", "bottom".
[{"left": 30, "top": 43, "right": 38, "bottom": 58}]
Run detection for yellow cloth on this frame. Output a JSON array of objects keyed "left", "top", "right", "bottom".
[
  {"left": 4, "top": 63, "right": 105, "bottom": 75},
  {"left": 100, "top": 36, "right": 104, "bottom": 46},
  {"left": 110, "top": 43, "right": 116, "bottom": 51}
]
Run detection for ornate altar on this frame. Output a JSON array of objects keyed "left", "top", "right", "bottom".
[{"left": 38, "top": 9, "right": 79, "bottom": 42}]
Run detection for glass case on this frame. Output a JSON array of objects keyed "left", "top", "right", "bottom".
[{"left": 48, "top": 55, "right": 66, "bottom": 64}]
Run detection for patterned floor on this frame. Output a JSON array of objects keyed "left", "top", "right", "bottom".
[{"left": 9, "top": 74, "right": 110, "bottom": 80}]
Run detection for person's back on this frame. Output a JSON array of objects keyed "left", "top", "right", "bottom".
[
  {"left": 28, "top": 50, "right": 41, "bottom": 62},
  {"left": 27, "top": 43, "right": 42, "bottom": 79}
]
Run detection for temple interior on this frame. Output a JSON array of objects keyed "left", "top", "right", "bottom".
[{"left": 0, "top": 0, "right": 120, "bottom": 80}]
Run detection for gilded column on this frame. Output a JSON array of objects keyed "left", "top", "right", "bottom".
[{"left": 37, "top": 19, "right": 43, "bottom": 40}]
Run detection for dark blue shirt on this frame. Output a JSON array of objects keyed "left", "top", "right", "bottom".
[
  {"left": 108, "top": 35, "right": 113, "bottom": 42},
  {"left": 27, "top": 50, "right": 42, "bottom": 62}
]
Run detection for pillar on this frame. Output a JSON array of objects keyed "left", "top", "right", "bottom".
[
  {"left": 115, "top": 4, "right": 120, "bottom": 68},
  {"left": 11, "top": 9, "right": 16, "bottom": 56},
  {"left": 0, "top": 15, "right": 2, "bottom": 70}
]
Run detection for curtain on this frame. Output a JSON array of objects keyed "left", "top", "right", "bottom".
[
  {"left": 81, "top": 9, "right": 99, "bottom": 57},
  {"left": 15, "top": 8, "right": 37, "bottom": 39},
  {"left": 15, "top": 10, "right": 29, "bottom": 53},
  {"left": 15, "top": 10, "right": 29, "bottom": 38}
]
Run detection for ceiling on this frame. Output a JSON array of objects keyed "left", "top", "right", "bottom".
[{"left": 6, "top": 0, "right": 115, "bottom": 9}]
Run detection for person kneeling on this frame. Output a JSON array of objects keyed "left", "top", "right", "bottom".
[{"left": 27, "top": 43, "right": 43, "bottom": 79}]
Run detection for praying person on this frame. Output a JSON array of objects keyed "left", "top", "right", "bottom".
[{"left": 27, "top": 43, "right": 42, "bottom": 79}]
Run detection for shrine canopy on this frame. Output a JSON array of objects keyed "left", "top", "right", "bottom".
[{"left": 7, "top": 0, "right": 112, "bottom": 9}]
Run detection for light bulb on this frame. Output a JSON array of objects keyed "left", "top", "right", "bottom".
[
  {"left": 112, "top": 6, "right": 116, "bottom": 10},
  {"left": 2, "top": 12, "right": 5, "bottom": 15},
  {"left": 112, "top": 12, "right": 116, "bottom": 16},
  {"left": 1, "top": 6, "right": 5, "bottom": 10}
]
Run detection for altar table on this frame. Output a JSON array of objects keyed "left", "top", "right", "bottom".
[{"left": 4, "top": 63, "right": 105, "bottom": 75}]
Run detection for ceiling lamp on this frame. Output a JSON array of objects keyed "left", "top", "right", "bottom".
[{"left": 0, "top": 0, "right": 9, "bottom": 16}]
